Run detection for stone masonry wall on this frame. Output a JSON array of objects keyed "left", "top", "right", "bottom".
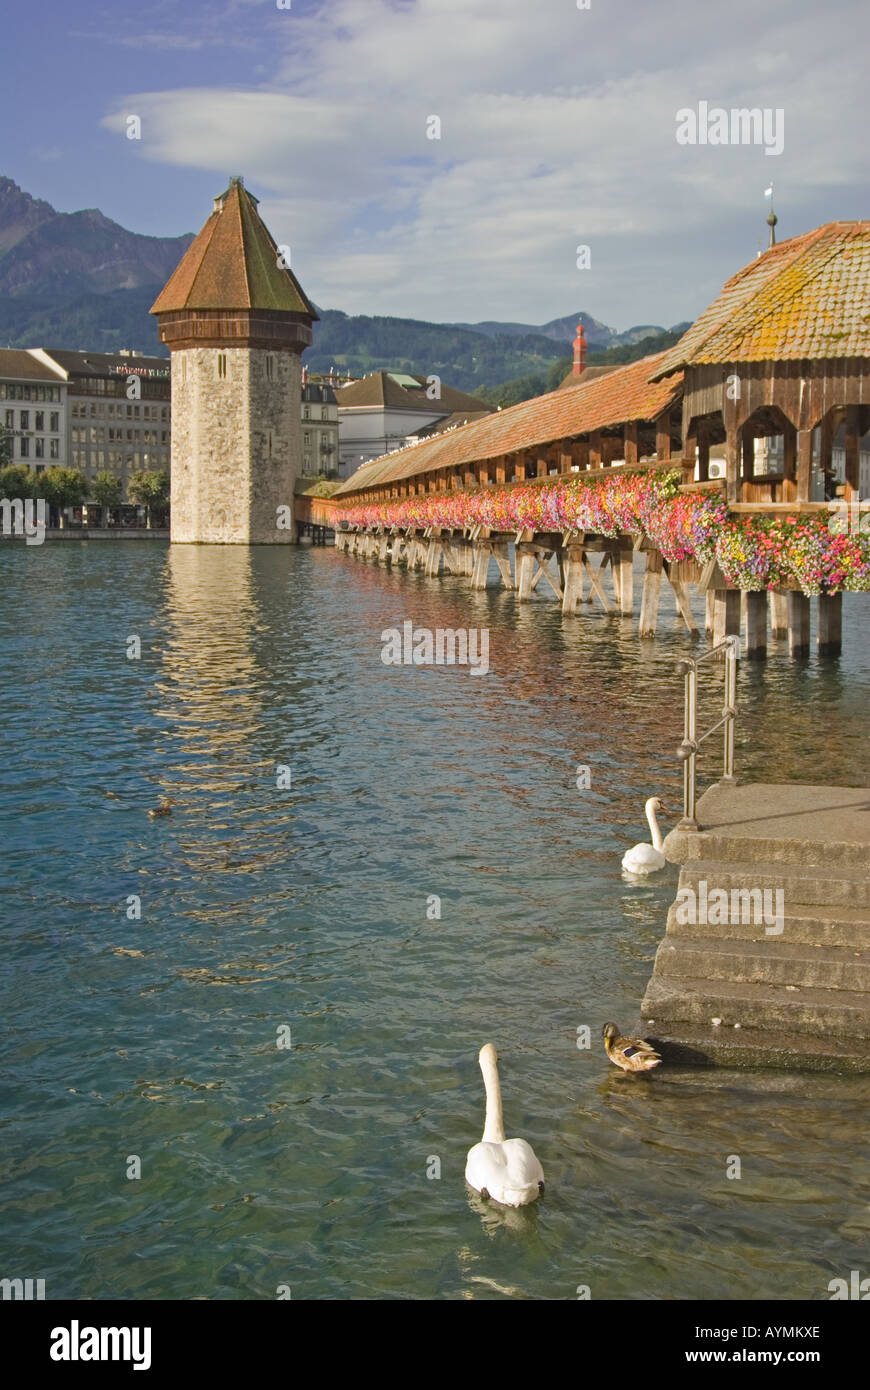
[{"left": 170, "top": 347, "right": 301, "bottom": 544}]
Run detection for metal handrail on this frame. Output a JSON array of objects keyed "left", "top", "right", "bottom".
[{"left": 676, "top": 636, "right": 739, "bottom": 829}]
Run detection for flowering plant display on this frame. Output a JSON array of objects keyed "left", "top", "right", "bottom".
[{"left": 341, "top": 469, "right": 870, "bottom": 595}]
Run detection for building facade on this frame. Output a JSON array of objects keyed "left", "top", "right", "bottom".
[
  {"left": 0, "top": 350, "right": 67, "bottom": 471},
  {"left": 151, "top": 177, "right": 316, "bottom": 544},
  {"left": 34, "top": 349, "right": 171, "bottom": 499},
  {"left": 301, "top": 378, "right": 339, "bottom": 477},
  {"left": 335, "top": 371, "right": 493, "bottom": 475}
]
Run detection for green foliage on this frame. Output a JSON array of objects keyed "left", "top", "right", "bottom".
[
  {"left": 0, "top": 463, "right": 36, "bottom": 496},
  {"left": 37, "top": 467, "right": 87, "bottom": 509},
  {"left": 90, "top": 471, "right": 123, "bottom": 508},
  {"left": 0, "top": 426, "right": 11, "bottom": 469},
  {"left": 587, "top": 327, "right": 685, "bottom": 367}
]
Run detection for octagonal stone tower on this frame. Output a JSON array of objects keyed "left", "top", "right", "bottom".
[{"left": 151, "top": 177, "right": 317, "bottom": 543}]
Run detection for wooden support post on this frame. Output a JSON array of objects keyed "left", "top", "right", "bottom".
[
  {"left": 745, "top": 590, "right": 768, "bottom": 659},
  {"left": 787, "top": 592, "right": 811, "bottom": 658},
  {"left": 588, "top": 430, "right": 602, "bottom": 469},
  {"left": 796, "top": 429, "right": 813, "bottom": 502},
  {"left": 769, "top": 590, "right": 788, "bottom": 636},
  {"left": 471, "top": 542, "right": 490, "bottom": 589},
  {"left": 561, "top": 547, "right": 585, "bottom": 614},
  {"left": 817, "top": 592, "right": 843, "bottom": 657},
  {"left": 655, "top": 412, "right": 671, "bottom": 462},
  {"left": 664, "top": 563, "right": 698, "bottom": 634},
  {"left": 617, "top": 545, "right": 634, "bottom": 616},
  {"left": 638, "top": 550, "right": 663, "bottom": 636},
  {"left": 845, "top": 405, "right": 861, "bottom": 502},
  {"left": 424, "top": 537, "right": 442, "bottom": 577},
  {"left": 712, "top": 589, "right": 741, "bottom": 644},
  {"left": 492, "top": 542, "right": 514, "bottom": 590},
  {"left": 515, "top": 544, "right": 535, "bottom": 600},
  {"left": 705, "top": 589, "right": 715, "bottom": 634},
  {"left": 583, "top": 553, "right": 614, "bottom": 613},
  {"left": 624, "top": 421, "right": 639, "bottom": 467}
]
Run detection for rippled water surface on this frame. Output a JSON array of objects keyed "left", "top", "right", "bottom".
[{"left": 1, "top": 541, "right": 868, "bottom": 1300}]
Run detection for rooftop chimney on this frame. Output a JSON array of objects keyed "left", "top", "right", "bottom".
[{"left": 572, "top": 322, "right": 587, "bottom": 377}]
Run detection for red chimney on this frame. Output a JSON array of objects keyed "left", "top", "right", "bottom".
[{"left": 572, "top": 322, "right": 587, "bottom": 377}]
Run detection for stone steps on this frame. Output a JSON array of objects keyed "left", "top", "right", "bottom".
[
  {"left": 645, "top": 783, "right": 870, "bottom": 1071},
  {"left": 681, "top": 833, "right": 869, "bottom": 872},
  {"left": 666, "top": 900, "right": 870, "bottom": 948},
  {"left": 653, "top": 935, "right": 870, "bottom": 993},
  {"left": 678, "top": 859, "right": 870, "bottom": 909},
  {"left": 642, "top": 973, "right": 870, "bottom": 1040},
  {"left": 641, "top": 1022, "right": 870, "bottom": 1075}
]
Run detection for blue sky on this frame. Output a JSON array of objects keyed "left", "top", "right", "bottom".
[{"left": 3, "top": 0, "right": 869, "bottom": 329}]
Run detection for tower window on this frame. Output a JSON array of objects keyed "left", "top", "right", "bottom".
[
  {"left": 268, "top": 431, "right": 273, "bottom": 458},
  {"left": 217, "top": 354, "right": 227, "bottom": 379},
  {"left": 266, "top": 355, "right": 275, "bottom": 380}
]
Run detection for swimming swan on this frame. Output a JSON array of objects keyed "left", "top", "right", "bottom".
[
  {"left": 621, "top": 796, "right": 669, "bottom": 874},
  {"left": 465, "top": 1044, "right": 544, "bottom": 1207}
]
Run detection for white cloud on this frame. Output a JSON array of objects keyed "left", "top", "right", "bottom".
[{"left": 102, "top": 0, "right": 870, "bottom": 327}]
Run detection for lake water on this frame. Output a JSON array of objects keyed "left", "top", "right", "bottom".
[{"left": 1, "top": 540, "right": 868, "bottom": 1300}]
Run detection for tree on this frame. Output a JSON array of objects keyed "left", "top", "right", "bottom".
[
  {"left": 128, "top": 470, "right": 170, "bottom": 528},
  {"left": 0, "top": 425, "right": 11, "bottom": 470},
  {"left": 37, "top": 467, "right": 88, "bottom": 527},
  {"left": 90, "top": 471, "right": 122, "bottom": 527},
  {"left": 0, "top": 464, "right": 30, "bottom": 497}
]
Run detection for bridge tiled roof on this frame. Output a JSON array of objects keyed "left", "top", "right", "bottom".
[
  {"left": 652, "top": 221, "right": 870, "bottom": 378},
  {"left": 335, "top": 350, "right": 681, "bottom": 494}
]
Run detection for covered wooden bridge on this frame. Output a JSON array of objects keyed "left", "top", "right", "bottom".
[{"left": 331, "top": 222, "right": 870, "bottom": 658}]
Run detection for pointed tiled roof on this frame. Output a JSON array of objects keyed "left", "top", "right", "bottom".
[
  {"left": 335, "top": 351, "right": 681, "bottom": 494},
  {"left": 652, "top": 221, "right": 870, "bottom": 378},
  {"left": 150, "top": 178, "right": 317, "bottom": 318}
]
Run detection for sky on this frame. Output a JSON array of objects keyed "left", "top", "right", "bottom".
[{"left": 2, "top": 0, "right": 869, "bottom": 331}]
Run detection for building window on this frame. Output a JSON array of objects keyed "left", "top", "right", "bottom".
[
  {"left": 217, "top": 354, "right": 227, "bottom": 379},
  {"left": 19, "top": 438, "right": 29, "bottom": 458},
  {"left": 34, "top": 411, "right": 44, "bottom": 431},
  {"left": 20, "top": 410, "right": 29, "bottom": 430},
  {"left": 50, "top": 439, "right": 59, "bottom": 459},
  {"left": 50, "top": 412, "right": 59, "bottom": 432},
  {"left": 304, "top": 431, "right": 311, "bottom": 444},
  {"left": 35, "top": 438, "right": 44, "bottom": 458},
  {"left": 4, "top": 409, "right": 12, "bottom": 428},
  {"left": 303, "top": 406, "right": 310, "bottom": 419}
]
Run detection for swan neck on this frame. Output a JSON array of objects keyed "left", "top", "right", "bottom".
[
  {"left": 481, "top": 1055, "right": 505, "bottom": 1143},
  {"left": 646, "top": 802, "right": 664, "bottom": 851}
]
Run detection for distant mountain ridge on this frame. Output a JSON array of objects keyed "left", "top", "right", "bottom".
[
  {"left": 0, "top": 177, "right": 691, "bottom": 390},
  {"left": 449, "top": 311, "right": 686, "bottom": 350}
]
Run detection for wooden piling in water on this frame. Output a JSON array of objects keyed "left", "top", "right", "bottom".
[
  {"left": 712, "top": 589, "right": 741, "bottom": 644},
  {"left": 744, "top": 590, "right": 768, "bottom": 659},
  {"left": 638, "top": 550, "right": 663, "bottom": 636},
  {"left": 817, "top": 592, "right": 842, "bottom": 657},
  {"left": 788, "top": 592, "right": 811, "bottom": 658}
]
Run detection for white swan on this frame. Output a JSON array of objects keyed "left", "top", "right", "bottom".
[
  {"left": 621, "top": 796, "right": 669, "bottom": 874},
  {"left": 465, "top": 1044, "right": 544, "bottom": 1207}
]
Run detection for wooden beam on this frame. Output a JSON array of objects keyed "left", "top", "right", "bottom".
[
  {"left": 712, "top": 589, "right": 741, "bottom": 643},
  {"left": 796, "top": 429, "right": 813, "bottom": 502}
]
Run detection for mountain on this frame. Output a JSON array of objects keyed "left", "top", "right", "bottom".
[
  {"left": 0, "top": 178, "right": 194, "bottom": 300},
  {"left": 301, "top": 309, "right": 577, "bottom": 392},
  {"left": 450, "top": 311, "right": 691, "bottom": 349},
  {"left": 0, "top": 178, "right": 691, "bottom": 388}
]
